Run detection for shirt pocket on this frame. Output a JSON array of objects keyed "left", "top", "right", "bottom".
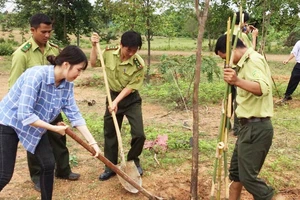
[{"left": 119, "top": 67, "right": 135, "bottom": 85}]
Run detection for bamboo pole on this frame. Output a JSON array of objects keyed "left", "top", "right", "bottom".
[{"left": 210, "top": 11, "right": 238, "bottom": 200}]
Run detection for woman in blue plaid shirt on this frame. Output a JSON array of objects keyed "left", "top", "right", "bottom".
[{"left": 0, "top": 45, "right": 101, "bottom": 200}]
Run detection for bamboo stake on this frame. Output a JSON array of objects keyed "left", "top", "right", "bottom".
[{"left": 211, "top": 11, "right": 238, "bottom": 200}]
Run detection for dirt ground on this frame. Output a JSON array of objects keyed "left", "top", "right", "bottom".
[{"left": 0, "top": 53, "right": 297, "bottom": 200}]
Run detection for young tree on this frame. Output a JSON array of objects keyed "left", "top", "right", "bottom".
[{"left": 191, "top": 0, "right": 210, "bottom": 199}]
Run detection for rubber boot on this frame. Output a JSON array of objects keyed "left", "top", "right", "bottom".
[{"left": 229, "top": 181, "right": 243, "bottom": 200}]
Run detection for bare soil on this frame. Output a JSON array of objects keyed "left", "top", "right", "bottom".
[{"left": 0, "top": 53, "right": 299, "bottom": 200}]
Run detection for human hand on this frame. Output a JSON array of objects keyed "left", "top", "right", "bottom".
[
  {"left": 249, "top": 25, "right": 258, "bottom": 37},
  {"left": 91, "top": 32, "right": 100, "bottom": 46},
  {"left": 54, "top": 122, "right": 69, "bottom": 136},
  {"left": 90, "top": 143, "right": 101, "bottom": 157},
  {"left": 223, "top": 68, "right": 238, "bottom": 85},
  {"left": 108, "top": 101, "right": 118, "bottom": 114},
  {"left": 283, "top": 60, "right": 289, "bottom": 65}
]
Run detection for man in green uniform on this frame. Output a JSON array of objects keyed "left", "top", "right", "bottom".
[
  {"left": 234, "top": 11, "right": 258, "bottom": 49},
  {"left": 215, "top": 34, "right": 274, "bottom": 200},
  {"left": 227, "top": 11, "right": 259, "bottom": 136},
  {"left": 9, "top": 13, "right": 80, "bottom": 192},
  {"left": 90, "top": 31, "right": 146, "bottom": 181}
]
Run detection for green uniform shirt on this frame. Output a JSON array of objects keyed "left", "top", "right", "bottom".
[
  {"left": 235, "top": 47, "right": 273, "bottom": 118},
  {"left": 100, "top": 46, "right": 145, "bottom": 92},
  {"left": 233, "top": 26, "right": 253, "bottom": 48},
  {"left": 8, "top": 37, "right": 60, "bottom": 88}
]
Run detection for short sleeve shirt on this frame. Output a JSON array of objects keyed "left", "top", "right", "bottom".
[
  {"left": 8, "top": 37, "right": 60, "bottom": 88},
  {"left": 101, "top": 47, "right": 145, "bottom": 92},
  {"left": 291, "top": 40, "right": 300, "bottom": 63},
  {"left": 235, "top": 48, "right": 273, "bottom": 118}
]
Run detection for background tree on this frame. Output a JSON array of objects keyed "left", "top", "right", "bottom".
[{"left": 205, "top": 1, "right": 232, "bottom": 51}]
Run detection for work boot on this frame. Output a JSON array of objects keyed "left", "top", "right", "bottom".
[
  {"left": 33, "top": 181, "right": 41, "bottom": 192},
  {"left": 99, "top": 170, "right": 116, "bottom": 181},
  {"left": 136, "top": 165, "right": 143, "bottom": 176},
  {"left": 229, "top": 181, "right": 243, "bottom": 200},
  {"left": 280, "top": 96, "right": 292, "bottom": 103},
  {"left": 56, "top": 172, "right": 80, "bottom": 180}
]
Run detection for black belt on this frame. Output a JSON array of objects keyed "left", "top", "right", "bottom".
[{"left": 239, "top": 117, "right": 270, "bottom": 126}]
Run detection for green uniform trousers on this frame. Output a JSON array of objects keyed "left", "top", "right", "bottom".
[
  {"left": 27, "top": 113, "right": 71, "bottom": 183},
  {"left": 104, "top": 91, "right": 146, "bottom": 171},
  {"left": 229, "top": 119, "right": 274, "bottom": 200}
]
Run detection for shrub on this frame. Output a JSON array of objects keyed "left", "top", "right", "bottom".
[{"left": 0, "top": 42, "right": 14, "bottom": 56}]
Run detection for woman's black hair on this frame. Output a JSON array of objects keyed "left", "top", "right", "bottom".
[{"left": 47, "top": 45, "right": 88, "bottom": 70}]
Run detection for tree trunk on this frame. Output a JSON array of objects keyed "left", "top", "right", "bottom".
[
  {"left": 145, "top": 0, "right": 151, "bottom": 83},
  {"left": 190, "top": 0, "right": 210, "bottom": 199}
]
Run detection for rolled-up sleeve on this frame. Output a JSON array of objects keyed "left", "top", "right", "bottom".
[{"left": 246, "top": 59, "right": 271, "bottom": 97}]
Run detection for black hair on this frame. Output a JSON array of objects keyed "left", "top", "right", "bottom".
[
  {"left": 121, "top": 30, "right": 142, "bottom": 50},
  {"left": 30, "top": 13, "right": 52, "bottom": 28},
  {"left": 214, "top": 34, "right": 246, "bottom": 55},
  {"left": 235, "top": 11, "right": 249, "bottom": 25},
  {"left": 47, "top": 45, "right": 88, "bottom": 70}
]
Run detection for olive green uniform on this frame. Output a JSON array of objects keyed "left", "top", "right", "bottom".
[
  {"left": 229, "top": 47, "right": 274, "bottom": 200},
  {"left": 9, "top": 37, "right": 72, "bottom": 184},
  {"left": 226, "top": 26, "right": 254, "bottom": 135},
  {"left": 99, "top": 46, "right": 146, "bottom": 170}
]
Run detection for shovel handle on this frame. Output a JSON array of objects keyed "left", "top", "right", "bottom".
[
  {"left": 65, "top": 128, "right": 161, "bottom": 199},
  {"left": 95, "top": 42, "right": 126, "bottom": 163}
]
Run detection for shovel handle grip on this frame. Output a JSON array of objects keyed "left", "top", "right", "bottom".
[{"left": 95, "top": 43, "right": 126, "bottom": 163}]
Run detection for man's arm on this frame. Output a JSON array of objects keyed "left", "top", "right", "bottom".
[
  {"left": 223, "top": 68, "right": 262, "bottom": 96},
  {"left": 90, "top": 33, "right": 99, "bottom": 67},
  {"left": 283, "top": 53, "right": 295, "bottom": 65}
]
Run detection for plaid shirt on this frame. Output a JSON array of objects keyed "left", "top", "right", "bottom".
[{"left": 0, "top": 65, "right": 85, "bottom": 153}]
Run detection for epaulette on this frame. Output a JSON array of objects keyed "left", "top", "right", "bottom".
[
  {"left": 49, "top": 42, "right": 59, "bottom": 49},
  {"left": 105, "top": 45, "right": 118, "bottom": 50},
  {"left": 133, "top": 58, "right": 143, "bottom": 70},
  {"left": 21, "top": 42, "right": 32, "bottom": 52}
]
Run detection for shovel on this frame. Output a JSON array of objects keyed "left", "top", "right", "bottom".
[
  {"left": 95, "top": 42, "right": 142, "bottom": 193},
  {"left": 64, "top": 128, "right": 163, "bottom": 199}
]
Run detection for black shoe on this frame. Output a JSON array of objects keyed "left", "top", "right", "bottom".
[
  {"left": 34, "top": 181, "right": 41, "bottom": 192},
  {"left": 281, "top": 96, "right": 292, "bottom": 102},
  {"left": 99, "top": 170, "right": 116, "bottom": 181},
  {"left": 56, "top": 172, "right": 80, "bottom": 181},
  {"left": 136, "top": 166, "right": 143, "bottom": 176}
]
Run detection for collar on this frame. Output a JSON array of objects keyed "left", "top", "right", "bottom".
[
  {"left": 113, "top": 46, "right": 135, "bottom": 66},
  {"left": 29, "top": 37, "right": 51, "bottom": 52},
  {"left": 236, "top": 47, "right": 254, "bottom": 68},
  {"left": 46, "top": 65, "right": 66, "bottom": 89}
]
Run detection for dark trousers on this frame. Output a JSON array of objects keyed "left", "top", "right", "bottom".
[
  {"left": 0, "top": 124, "right": 55, "bottom": 200},
  {"left": 27, "top": 113, "right": 71, "bottom": 184},
  {"left": 229, "top": 120, "right": 274, "bottom": 200},
  {"left": 284, "top": 63, "right": 300, "bottom": 97},
  {"left": 103, "top": 91, "right": 146, "bottom": 171}
]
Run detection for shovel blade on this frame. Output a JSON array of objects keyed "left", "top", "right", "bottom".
[{"left": 117, "top": 160, "right": 142, "bottom": 193}]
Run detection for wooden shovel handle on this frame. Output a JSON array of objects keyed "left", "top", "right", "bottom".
[
  {"left": 65, "top": 128, "right": 161, "bottom": 199},
  {"left": 95, "top": 42, "right": 126, "bottom": 163}
]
